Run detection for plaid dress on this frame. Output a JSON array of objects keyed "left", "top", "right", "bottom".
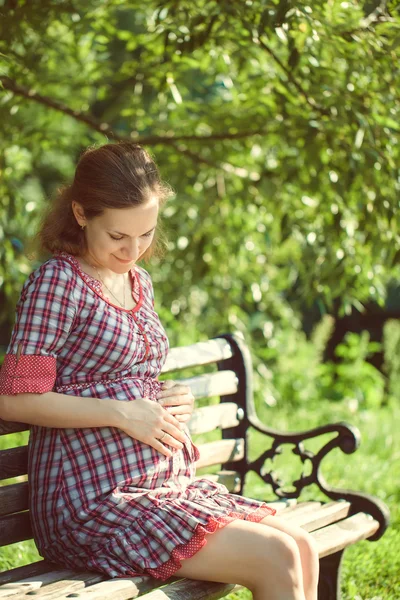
[{"left": 0, "top": 251, "right": 276, "bottom": 580}]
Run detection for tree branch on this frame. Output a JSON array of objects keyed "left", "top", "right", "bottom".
[
  {"left": 0, "top": 76, "right": 117, "bottom": 137},
  {"left": 0, "top": 76, "right": 260, "bottom": 177},
  {"left": 0, "top": 76, "right": 269, "bottom": 144}
]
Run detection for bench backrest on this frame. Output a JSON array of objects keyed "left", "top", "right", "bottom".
[{"left": 0, "top": 332, "right": 253, "bottom": 549}]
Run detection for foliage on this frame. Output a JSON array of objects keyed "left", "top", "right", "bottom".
[
  {"left": 382, "top": 318, "right": 400, "bottom": 403},
  {"left": 254, "top": 313, "right": 389, "bottom": 411},
  {"left": 1, "top": 0, "right": 400, "bottom": 351}
]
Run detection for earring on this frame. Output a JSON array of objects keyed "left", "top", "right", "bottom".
[{"left": 81, "top": 224, "right": 86, "bottom": 230}]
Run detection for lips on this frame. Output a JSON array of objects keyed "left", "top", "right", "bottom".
[{"left": 114, "top": 256, "right": 133, "bottom": 264}]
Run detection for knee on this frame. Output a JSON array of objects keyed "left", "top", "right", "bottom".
[
  {"left": 296, "top": 529, "right": 319, "bottom": 564},
  {"left": 250, "top": 533, "right": 303, "bottom": 595},
  {"left": 273, "top": 531, "right": 303, "bottom": 571}
]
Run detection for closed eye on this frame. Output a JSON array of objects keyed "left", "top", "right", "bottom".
[{"left": 110, "top": 230, "right": 154, "bottom": 241}]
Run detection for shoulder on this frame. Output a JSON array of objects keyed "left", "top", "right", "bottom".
[{"left": 20, "top": 256, "right": 78, "bottom": 302}]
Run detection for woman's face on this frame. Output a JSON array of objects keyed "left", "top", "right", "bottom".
[{"left": 73, "top": 198, "right": 159, "bottom": 273}]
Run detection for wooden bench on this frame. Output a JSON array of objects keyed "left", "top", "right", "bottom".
[{"left": 0, "top": 332, "right": 390, "bottom": 600}]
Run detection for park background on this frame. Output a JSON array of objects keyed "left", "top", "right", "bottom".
[{"left": 0, "top": 1, "right": 399, "bottom": 598}]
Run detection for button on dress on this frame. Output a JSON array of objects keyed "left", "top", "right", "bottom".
[{"left": 0, "top": 252, "right": 276, "bottom": 580}]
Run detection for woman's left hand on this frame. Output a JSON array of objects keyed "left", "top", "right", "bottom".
[{"left": 156, "top": 380, "right": 195, "bottom": 424}]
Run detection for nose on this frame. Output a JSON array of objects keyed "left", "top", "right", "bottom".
[{"left": 122, "top": 238, "right": 140, "bottom": 261}]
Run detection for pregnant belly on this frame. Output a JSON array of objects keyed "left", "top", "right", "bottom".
[
  {"left": 59, "top": 425, "right": 197, "bottom": 501},
  {"left": 53, "top": 376, "right": 199, "bottom": 498}
]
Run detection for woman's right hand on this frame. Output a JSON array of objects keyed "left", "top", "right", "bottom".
[{"left": 112, "top": 396, "right": 187, "bottom": 457}]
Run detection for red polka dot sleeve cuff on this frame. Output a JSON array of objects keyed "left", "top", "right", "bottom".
[{"left": 0, "top": 354, "right": 57, "bottom": 395}]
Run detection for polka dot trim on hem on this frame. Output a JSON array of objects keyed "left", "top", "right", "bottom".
[{"left": 146, "top": 503, "right": 277, "bottom": 581}]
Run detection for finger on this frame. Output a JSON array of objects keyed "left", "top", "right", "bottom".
[
  {"left": 163, "top": 409, "right": 183, "bottom": 426},
  {"left": 159, "top": 393, "right": 194, "bottom": 406},
  {"left": 163, "top": 418, "right": 187, "bottom": 442},
  {"left": 175, "top": 413, "right": 191, "bottom": 423},
  {"left": 157, "top": 432, "right": 184, "bottom": 451},
  {"left": 165, "top": 404, "right": 192, "bottom": 416},
  {"left": 156, "top": 385, "right": 191, "bottom": 399},
  {"left": 152, "top": 440, "right": 173, "bottom": 458},
  {"left": 159, "top": 379, "right": 176, "bottom": 389}
]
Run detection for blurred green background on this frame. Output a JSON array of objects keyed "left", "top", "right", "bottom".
[{"left": 0, "top": 1, "right": 399, "bottom": 598}]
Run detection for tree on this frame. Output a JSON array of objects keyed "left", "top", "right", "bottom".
[{"left": 1, "top": 0, "right": 399, "bottom": 354}]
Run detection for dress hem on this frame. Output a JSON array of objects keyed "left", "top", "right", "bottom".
[{"left": 145, "top": 502, "right": 277, "bottom": 581}]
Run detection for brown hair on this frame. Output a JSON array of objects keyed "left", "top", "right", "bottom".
[{"left": 31, "top": 142, "right": 173, "bottom": 263}]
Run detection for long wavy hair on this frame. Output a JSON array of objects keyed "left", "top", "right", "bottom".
[{"left": 31, "top": 142, "right": 173, "bottom": 263}]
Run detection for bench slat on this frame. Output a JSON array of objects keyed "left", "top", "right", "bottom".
[
  {"left": 284, "top": 501, "right": 351, "bottom": 532},
  {"left": 1, "top": 572, "right": 105, "bottom": 600},
  {"left": 59, "top": 577, "right": 241, "bottom": 600},
  {"left": 0, "top": 512, "right": 32, "bottom": 547},
  {"left": 0, "top": 570, "right": 101, "bottom": 599},
  {"left": 161, "top": 338, "right": 233, "bottom": 373},
  {"left": 180, "top": 371, "right": 238, "bottom": 400},
  {"left": 312, "top": 512, "right": 380, "bottom": 558},
  {"left": 279, "top": 502, "right": 323, "bottom": 519},
  {"left": 0, "top": 448, "right": 28, "bottom": 482},
  {"left": 195, "top": 439, "right": 244, "bottom": 470},
  {"left": 0, "top": 482, "right": 29, "bottom": 517},
  {"left": 0, "top": 561, "right": 56, "bottom": 587},
  {"left": 194, "top": 470, "right": 241, "bottom": 493},
  {"left": 122, "top": 580, "right": 244, "bottom": 600},
  {"left": 44, "top": 575, "right": 161, "bottom": 600},
  {"left": 0, "top": 420, "right": 28, "bottom": 437},
  {"left": 188, "top": 403, "right": 240, "bottom": 435}
]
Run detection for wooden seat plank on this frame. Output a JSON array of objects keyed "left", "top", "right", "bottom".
[
  {"left": 0, "top": 482, "right": 29, "bottom": 517},
  {"left": 3, "top": 573, "right": 105, "bottom": 600},
  {"left": 0, "top": 512, "right": 32, "bottom": 546},
  {"left": 0, "top": 420, "right": 28, "bottom": 437},
  {"left": 194, "top": 470, "right": 241, "bottom": 493},
  {"left": 195, "top": 439, "right": 244, "bottom": 470},
  {"left": 181, "top": 371, "right": 238, "bottom": 401},
  {"left": 279, "top": 502, "right": 322, "bottom": 519},
  {"left": 312, "top": 512, "right": 380, "bottom": 558},
  {"left": 162, "top": 339, "right": 233, "bottom": 372},
  {"left": 284, "top": 501, "right": 352, "bottom": 532},
  {"left": 0, "top": 562, "right": 57, "bottom": 587},
  {"left": 49, "top": 575, "right": 161, "bottom": 600},
  {"left": 0, "top": 448, "right": 28, "bottom": 481},
  {"left": 0, "top": 570, "right": 87, "bottom": 598},
  {"left": 62, "top": 577, "right": 242, "bottom": 600},
  {"left": 188, "top": 403, "right": 240, "bottom": 435}
]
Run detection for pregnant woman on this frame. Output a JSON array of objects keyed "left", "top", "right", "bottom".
[{"left": 0, "top": 142, "right": 318, "bottom": 600}]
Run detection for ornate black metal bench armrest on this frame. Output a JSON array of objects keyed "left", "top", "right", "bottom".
[{"left": 247, "top": 413, "right": 390, "bottom": 540}]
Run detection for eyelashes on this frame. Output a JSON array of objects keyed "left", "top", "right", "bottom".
[{"left": 110, "top": 230, "right": 154, "bottom": 241}]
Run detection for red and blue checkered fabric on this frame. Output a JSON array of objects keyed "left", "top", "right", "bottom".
[{"left": 0, "top": 252, "right": 275, "bottom": 580}]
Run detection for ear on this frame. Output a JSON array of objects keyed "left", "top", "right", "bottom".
[{"left": 72, "top": 201, "right": 85, "bottom": 224}]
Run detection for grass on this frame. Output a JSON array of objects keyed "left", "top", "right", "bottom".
[{"left": 0, "top": 400, "right": 399, "bottom": 600}]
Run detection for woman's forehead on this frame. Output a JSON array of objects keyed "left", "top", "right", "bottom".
[{"left": 101, "top": 201, "right": 159, "bottom": 230}]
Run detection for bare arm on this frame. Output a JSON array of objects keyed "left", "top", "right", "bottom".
[
  {"left": 0, "top": 391, "right": 118, "bottom": 429},
  {"left": 0, "top": 391, "right": 187, "bottom": 457}
]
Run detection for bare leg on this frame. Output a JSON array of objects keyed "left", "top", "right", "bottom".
[
  {"left": 258, "top": 515, "right": 319, "bottom": 600},
  {"left": 173, "top": 518, "right": 306, "bottom": 599}
]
